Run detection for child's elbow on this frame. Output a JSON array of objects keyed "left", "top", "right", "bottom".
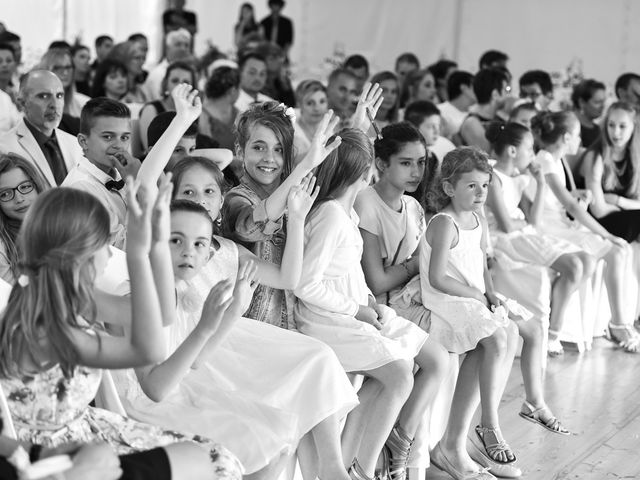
[
  {"left": 141, "top": 382, "right": 168, "bottom": 403},
  {"left": 428, "top": 271, "right": 445, "bottom": 291}
]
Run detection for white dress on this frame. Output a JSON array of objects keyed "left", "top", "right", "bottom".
[
  {"left": 294, "top": 200, "right": 428, "bottom": 372},
  {"left": 115, "top": 236, "right": 359, "bottom": 474},
  {"left": 525, "top": 150, "right": 611, "bottom": 258},
  {"left": 488, "top": 169, "right": 580, "bottom": 268},
  {"left": 421, "top": 212, "right": 511, "bottom": 354}
]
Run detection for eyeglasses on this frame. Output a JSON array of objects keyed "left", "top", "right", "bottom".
[{"left": 0, "top": 181, "right": 35, "bottom": 202}]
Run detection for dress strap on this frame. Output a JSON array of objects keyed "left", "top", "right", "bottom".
[{"left": 425, "top": 212, "right": 460, "bottom": 248}]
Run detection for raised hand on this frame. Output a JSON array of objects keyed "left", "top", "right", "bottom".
[
  {"left": 110, "top": 150, "right": 141, "bottom": 179},
  {"left": 228, "top": 258, "right": 258, "bottom": 316},
  {"left": 299, "top": 110, "right": 342, "bottom": 170},
  {"left": 197, "top": 279, "right": 234, "bottom": 336},
  {"left": 172, "top": 83, "right": 202, "bottom": 123},
  {"left": 287, "top": 173, "right": 319, "bottom": 222},
  {"left": 351, "top": 82, "right": 384, "bottom": 133},
  {"left": 126, "top": 178, "right": 156, "bottom": 255},
  {"left": 151, "top": 172, "right": 174, "bottom": 244},
  {"left": 528, "top": 161, "right": 545, "bottom": 184}
]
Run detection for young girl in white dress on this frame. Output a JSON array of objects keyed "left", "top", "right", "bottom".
[
  {"left": 115, "top": 156, "right": 359, "bottom": 480},
  {"left": 422, "top": 147, "right": 524, "bottom": 479},
  {"left": 0, "top": 185, "right": 242, "bottom": 480},
  {"left": 529, "top": 111, "right": 640, "bottom": 352},
  {"left": 484, "top": 121, "right": 580, "bottom": 432},
  {"left": 294, "top": 128, "right": 449, "bottom": 480}
]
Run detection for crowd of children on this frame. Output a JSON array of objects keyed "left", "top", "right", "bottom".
[{"left": 0, "top": 5, "right": 639, "bottom": 480}]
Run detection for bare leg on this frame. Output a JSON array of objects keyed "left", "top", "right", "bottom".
[
  {"left": 517, "top": 320, "right": 545, "bottom": 407},
  {"left": 341, "top": 378, "right": 382, "bottom": 469},
  {"left": 343, "top": 360, "right": 414, "bottom": 477},
  {"left": 548, "top": 253, "right": 585, "bottom": 336},
  {"left": 397, "top": 338, "right": 449, "bottom": 436},
  {"left": 604, "top": 243, "right": 630, "bottom": 325},
  {"left": 311, "top": 413, "right": 351, "bottom": 480}
]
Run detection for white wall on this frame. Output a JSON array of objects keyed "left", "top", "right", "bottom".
[{"left": 1, "top": 0, "right": 637, "bottom": 90}]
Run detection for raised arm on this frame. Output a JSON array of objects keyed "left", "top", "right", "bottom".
[
  {"left": 137, "top": 84, "right": 202, "bottom": 189},
  {"left": 237, "top": 174, "right": 319, "bottom": 289},
  {"left": 71, "top": 180, "right": 166, "bottom": 368}
]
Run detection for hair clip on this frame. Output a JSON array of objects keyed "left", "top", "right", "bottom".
[
  {"left": 277, "top": 103, "right": 296, "bottom": 123},
  {"left": 17, "top": 274, "right": 29, "bottom": 287}
]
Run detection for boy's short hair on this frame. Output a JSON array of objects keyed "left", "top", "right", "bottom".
[
  {"left": 128, "top": 33, "right": 147, "bottom": 43},
  {"left": 238, "top": 51, "right": 266, "bottom": 71},
  {"left": 404, "top": 100, "right": 441, "bottom": 128},
  {"left": 519, "top": 69, "right": 553, "bottom": 95},
  {"left": 473, "top": 68, "right": 509, "bottom": 104},
  {"left": 344, "top": 54, "right": 369, "bottom": 73},
  {"left": 479, "top": 50, "right": 508, "bottom": 69},
  {"left": 95, "top": 35, "right": 113, "bottom": 48},
  {"left": 447, "top": 71, "right": 474, "bottom": 100},
  {"left": 80, "top": 97, "right": 131, "bottom": 135},
  {"left": 147, "top": 111, "right": 197, "bottom": 148},
  {"left": 0, "top": 42, "right": 15, "bottom": 59}
]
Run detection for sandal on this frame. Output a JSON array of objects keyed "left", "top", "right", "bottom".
[
  {"left": 473, "top": 425, "right": 516, "bottom": 464},
  {"left": 606, "top": 323, "right": 640, "bottom": 353},
  {"left": 518, "top": 401, "right": 570, "bottom": 435},
  {"left": 385, "top": 425, "right": 412, "bottom": 480},
  {"left": 430, "top": 443, "right": 496, "bottom": 480},
  {"left": 349, "top": 458, "right": 374, "bottom": 480},
  {"left": 547, "top": 330, "right": 564, "bottom": 356}
]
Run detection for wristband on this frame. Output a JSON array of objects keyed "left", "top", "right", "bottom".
[{"left": 29, "top": 444, "right": 43, "bottom": 463}]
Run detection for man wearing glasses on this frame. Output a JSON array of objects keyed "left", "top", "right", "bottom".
[
  {"left": 0, "top": 70, "right": 83, "bottom": 187},
  {"left": 519, "top": 70, "right": 553, "bottom": 111}
]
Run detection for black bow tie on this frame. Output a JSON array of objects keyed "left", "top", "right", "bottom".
[{"left": 105, "top": 179, "right": 125, "bottom": 191}]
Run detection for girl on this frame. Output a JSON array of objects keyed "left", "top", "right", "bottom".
[
  {"left": 294, "top": 128, "right": 449, "bottom": 480},
  {"left": 107, "top": 41, "right": 148, "bottom": 104},
  {"left": 369, "top": 72, "right": 400, "bottom": 130},
  {"left": 405, "top": 69, "right": 438, "bottom": 105},
  {"left": 293, "top": 79, "right": 329, "bottom": 165},
  {"left": 484, "top": 120, "right": 580, "bottom": 428},
  {"left": 138, "top": 61, "right": 198, "bottom": 151},
  {"left": 115, "top": 156, "right": 358, "bottom": 480},
  {"left": 0, "top": 153, "right": 48, "bottom": 284},
  {"left": 0, "top": 183, "right": 242, "bottom": 479},
  {"left": 221, "top": 102, "right": 342, "bottom": 328},
  {"left": 530, "top": 111, "right": 640, "bottom": 352},
  {"left": 355, "top": 123, "right": 426, "bottom": 310},
  {"left": 422, "top": 148, "right": 522, "bottom": 479},
  {"left": 582, "top": 101, "right": 640, "bottom": 242}
]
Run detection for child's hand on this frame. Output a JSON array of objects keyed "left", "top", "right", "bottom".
[
  {"left": 485, "top": 291, "right": 508, "bottom": 314},
  {"left": 126, "top": 178, "right": 156, "bottom": 255},
  {"left": 228, "top": 258, "right": 258, "bottom": 315},
  {"left": 287, "top": 173, "right": 319, "bottom": 222},
  {"left": 197, "top": 279, "right": 234, "bottom": 336},
  {"left": 351, "top": 82, "right": 384, "bottom": 133},
  {"left": 110, "top": 150, "right": 141, "bottom": 179},
  {"left": 172, "top": 83, "right": 202, "bottom": 123},
  {"left": 151, "top": 173, "right": 174, "bottom": 244},
  {"left": 299, "top": 111, "right": 342, "bottom": 170},
  {"left": 528, "top": 162, "right": 545, "bottom": 184},
  {"left": 356, "top": 304, "right": 382, "bottom": 330}
]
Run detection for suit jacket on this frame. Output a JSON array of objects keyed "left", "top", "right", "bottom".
[
  {"left": 0, "top": 118, "right": 83, "bottom": 187},
  {"left": 260, "top": 15, "right": 293, "bottom": 49}
]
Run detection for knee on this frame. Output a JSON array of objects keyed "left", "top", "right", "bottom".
[
  {"left": 427, "top": 341, "right": 450, "bottom": 381},
  {"left": 380, "top": 360, "right": 414, "bottom": 397},
  {"left": 482, "top": 327, "right": 508, "bottom": 355},
  {"left": 579, "top": 253, "right": 597, "bottom": 278},
  {"left": 606, "top": 244, "right": 626, "bottom": 267},
  {"left": 563, "top": 255, "right": 583, "bottom": 284},
  {"left": 519, "top": 319, "right": 543, "bottom": 345}
]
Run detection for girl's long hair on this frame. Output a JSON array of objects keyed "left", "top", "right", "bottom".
[
  {"left": 588, "top": 101, "right": 640, "bottom": 198},
  {"left": 312, "top": 128, "right": 373, "bottom": 212},
  {"left": 0, "top": 188, "right": 111, "bottom": 379},
  {"left": 425, "top": 146, "right": 492, "bottom": 213},
  {"left": 0, "top": 154, "right": 48, "bottom": 282}
]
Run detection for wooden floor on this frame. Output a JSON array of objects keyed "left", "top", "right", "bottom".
[{"left": 424, "top": 338, "right": 640, "bottom": 480}]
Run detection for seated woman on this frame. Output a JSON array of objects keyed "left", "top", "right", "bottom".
[
  {"left": 138, "top": 61, "right": 198, "bottom": 152},
  {"left": 199, "top": 66, "right": 240, "bottom": 151},
  {"left": 581, "top": 101, "right": 640, "bottom": 243},
  {"left": 293, "top": 79, "right": 329, "bottom": 165},
  {"left": 0, "top": 185, "right": 242, "bottom": 479}
]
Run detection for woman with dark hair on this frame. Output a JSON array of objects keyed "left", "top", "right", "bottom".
[
  {"left": 234, "top": 3, "right": 264, "bottom": 49},
  {"left": 369, "top": 71, "right": 400, "bottom": 131},
  {"left": 199, "top": 66, "right": 240, "bottom": 150}
]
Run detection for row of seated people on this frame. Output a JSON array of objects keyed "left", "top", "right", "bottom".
[{"left": 0, "top": 66, "right": 638, "bottom": 480}]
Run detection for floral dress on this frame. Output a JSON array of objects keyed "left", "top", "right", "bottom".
[{"left": 1, "top": 364, "right": 243, "bottom": 479}]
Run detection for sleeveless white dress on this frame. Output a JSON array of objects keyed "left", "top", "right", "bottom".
[
  {"left": 421, "top": 212, "right": 514, "bottom": 353},
  {"left": 115, "top": 236, "right": 359, "bottom": 474}
]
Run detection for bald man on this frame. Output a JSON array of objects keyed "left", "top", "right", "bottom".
[{"left": 0, "top": 70, "right": 83, "bottom": 186}]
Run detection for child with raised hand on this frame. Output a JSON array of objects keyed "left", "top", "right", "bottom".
[
  {"left": 529, "top": 111, "right": 640, "bottom": 352},
  {"left": 112, "top": 155, "right": 359, "bottom": 480},
  {"left": 294, "top": 128, "right": 449, "bottom": 480},
  {"left": 421, "top": 147, "right": 523, "bottom": 479},
  {"left": 222, "top": 102, "right": 341, "bottom": 328},
  {"left": 0, "top": 182, "right": 242, "bottom": 479},
  {"left": 484, "top": 120, "right": 578, "bottom": 430}
]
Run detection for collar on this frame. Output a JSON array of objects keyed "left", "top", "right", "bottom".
[
  {"left": 240, "top": 171, "right": 277, "bottom": 200},
  {"left": 77, "top": 156, "right": 122, "bottom": 184}
]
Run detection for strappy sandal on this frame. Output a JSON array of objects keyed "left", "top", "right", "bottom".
[
  {"left": 385, "top": 424, "right": 413, "bottom": 480},
  {"left": 606, "top": 323, "right": 640, "bottom": 353},
  {"left": 518, "top": 401, "right": 570, "bottom": 435},
  {"left": 473, "top": 425, "right": 516, "bottom": 464},
  {"left": 547, "top": 330, "right": 564, "bottom": 356},
  {"left": 349, "top": 458, "right": 374, "bottom": 480}
]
